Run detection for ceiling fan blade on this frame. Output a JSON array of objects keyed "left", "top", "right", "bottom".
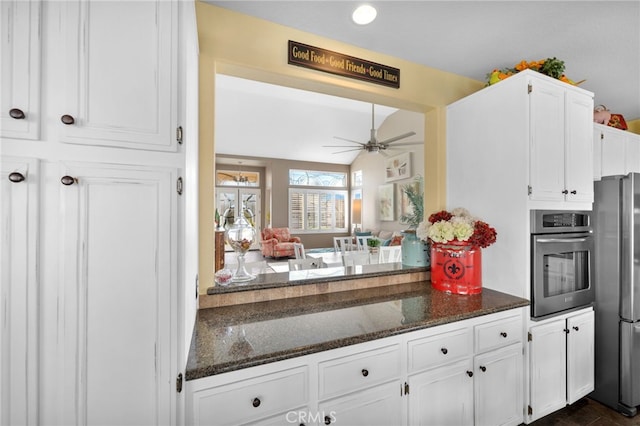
[
  {"left": 333, "top": 136, "right": 366, "bottom": 146},
  {"left": 386, "top": 141, "right": 424, "bottom": 147},
  {"left": 332, "top": 148, "right": 363, "bottom": 154},
  {"left": 323, "top": 144, "right": 364, "bottom": 148},
  {"left": 379, "top": 131, "right": 416, "bottom": 145}
]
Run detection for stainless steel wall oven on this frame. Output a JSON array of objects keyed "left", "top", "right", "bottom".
[{"left": 530, "top": 210, "right": 594, "bottom": 319}]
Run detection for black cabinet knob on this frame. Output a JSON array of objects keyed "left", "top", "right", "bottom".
[
  {"left": 479, "top": 366, "right": 487, "bottom": 372},
  {"left": 324, "top": 415, "right": 332, "bottom": 425},
  {"left": 500, "top": 332, "right": 508, "bottom": 338},
  {"left": 61, "top": 114, "right": 75, "bottom": 125},
  {"left": 252, "top": 397, "right": 261, "bottom": 408},
  {"left": 8, "top": 172, "right": 25, "bottom": 183},
  {"left": 562, "top": 189, "right": 569, "bottom": 195},
  {"left": 61, "top": 175, "right": 77, "bottom": 186},
  {"left": 573, "top": 326, "right": 579, "bottom": 331},
  {"left": 9, "top": 108, "right": 25, "bottom": 119},
  {"left": 361, "top": 368, "right": 369, "bottom": 377},
  {"left": 564, "top": 328, "right": 570, "bottom": 334},
  {"left": 466, "top": 370, "right": 473, "bottom": 377},
  {"left": 571, "top": 190, "right": 577, "bottom": 195},
  {"left": 440, "top": 347, "right": 448, "bottom": 355}
]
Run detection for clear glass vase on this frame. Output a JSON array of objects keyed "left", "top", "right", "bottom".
[{"left": 225, "top": 214, "right": 256, "bottom": 282}]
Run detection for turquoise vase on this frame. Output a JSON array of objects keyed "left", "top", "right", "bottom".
[{"left": 401, "top": 229, "right": 430, "bottom": 267}]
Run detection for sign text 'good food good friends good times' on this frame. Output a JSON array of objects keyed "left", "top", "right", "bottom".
[{"left": 288, "top": 40, "right": 400, "bottom": 89}]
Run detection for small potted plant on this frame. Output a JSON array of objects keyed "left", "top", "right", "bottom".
[{"left": 367, "top": 238, "right": 382, "bottom": 254}]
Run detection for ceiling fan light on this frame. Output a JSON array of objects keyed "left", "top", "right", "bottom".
[{"left": 352, "top": 5, "right": 377, "bottom": 25}]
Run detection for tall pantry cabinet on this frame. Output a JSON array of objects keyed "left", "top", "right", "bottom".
[
  {"left": 446, "top": 69, "right": 594, "bottom": 300},
  {"left": 1, "top": 1, "right": 199, "bottom": 425},
  {"left": 446, "top": 70, "right": 595, "bottom": 423}
]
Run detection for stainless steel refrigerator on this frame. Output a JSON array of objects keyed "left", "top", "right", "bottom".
[{"left": 592, "top": 173, "right": 640, "bottom": 416}]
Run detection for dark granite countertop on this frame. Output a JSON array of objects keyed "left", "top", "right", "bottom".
[
  {"left": 186, "top": 281, "right": 529, "bottom": 381},
  {"left": 207, "top": 262, "right": 427, "bottom": 294}
]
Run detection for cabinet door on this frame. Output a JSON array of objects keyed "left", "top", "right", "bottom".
[
  {"left": 567, "top": 310, "right": 595, "bottom": 404},
  {"left": 625, "top": 134, "right": 640, "bottom": 174},
  {"left": 0, "top": 157, "right": 39, "bottom": 426},
  {"left": 407, "top": 359, "right": 474, "bottom": 426},
  {"left": 59, "top": 163, "right": 175, "bottom": 425},
  {"left": 0, "top": 0, "right": 41, "bottom": 140},
  {"left": 529, "top": 78, "right": 566, "bottom": 202},
  {"left": 60, "top": 0, "right": 176, "bottom": 150},
  {"left": 600, "top": 126, "right": 626, "bottom": 176},
  {"left": 474, "top": 344, "right": 523, "bottom": 426},
  {"left": 564, "top": 91, "right": 594, "bottom": 203},
  {"left": 528, "top": 319, "right": 567, "bottom": 422},
  {"left": 593, "top": 126, "right": 602, "bottom": 181},
  {"left": 318, "top": 381, "right": 403, "bottom": 426}
]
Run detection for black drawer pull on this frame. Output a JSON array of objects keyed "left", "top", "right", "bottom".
[
  {"left": 324, "top": 415, "right": 332, "bottom": 425},
  {"left": 573, "top": 326, "right": 579, "bottom": 331},
  {"left": 61, "top": 114, "right": 75, "bottom": 125},
  {"left": 9, "top": 108, "right": 25, "bottom": 119},
  {"left": 252, "top": 397, "right": 261, "bottom": 408},
  {"left": 8, "top": 172, "right": 25, "bottom": 183},
  {"left": 479, "top": 366, "right": 487, "bottom": 372},
  {"left": 361, "top": 368, "right": 369, "bottom": 377},
  {"left": 500, "top": 332, "right": 508, "bottom": 338},
  {"left": 440, "top": 347, "right": 448, "bottom": 355},
  {"left": 61, "top": 175, "right": 77, "bottom": 186},
  {"left": 466, "top": 370, "right": 473, "bottom": 377}
]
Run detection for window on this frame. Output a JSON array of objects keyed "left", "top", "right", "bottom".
[
  {"left": 289, "top": 169, "right": 347, "bottom": 187},
  {"left": 289, "top": 169, "right": 348, "bottom": 233},
  {"left": 216, "top": 170, "right": 260, "bottom": 187}
]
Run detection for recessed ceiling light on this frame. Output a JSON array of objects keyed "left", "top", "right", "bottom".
[{"left": 352, "top": 5, "right": 377, "bottom": 25}]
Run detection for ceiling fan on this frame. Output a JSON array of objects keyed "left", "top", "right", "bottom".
[{"left": 324, "top": 104, "right": 423, "bottom": 156}]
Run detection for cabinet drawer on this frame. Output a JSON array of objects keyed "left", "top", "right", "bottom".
[
  {"left": 408, "top": 327, "right": 472, "bottom": 373},
  {"left": 475, "top": 314, "right": 522, "bottom": 353},
  {"left": 318, "top": 344, "right": 401, "bottom": 400},
  {"left": 190, "top": 366, "right": 308, "bottom": 426}
]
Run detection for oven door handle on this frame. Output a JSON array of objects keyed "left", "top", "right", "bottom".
[{"left": 536, "top": 238, "right": 589, "bottom": 243}]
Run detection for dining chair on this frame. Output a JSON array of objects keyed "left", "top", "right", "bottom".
[
  {"left": 355, "top": 235, "right": 373, "bottom": 251},
  {"left": 378, "top": 246, "right": 402, "bottom": 263},
  {"left": 333, "top": 236, "right": 354, "bottom": 254},
  {"left": 293, "top": 242, "right": 306, "bottom": 259},
  {"left": 342, "top": 251, "right": 371, "bottom": 267},
  {"left": 288, "top": 258, "right": 326, "bottom": 271}
]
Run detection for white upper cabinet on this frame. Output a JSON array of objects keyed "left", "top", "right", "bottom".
[
  {"left": 0, "top": 0, "right": 41, "bottom": 140},
  {"left": 58, "top": 0, "right": 176, "bottom": 151},
  {"left": 596, "top": 123, "right": 640, "bottom": 177},
  {"left": 529, "top": 78, "right": 594, "bottom": 204}
]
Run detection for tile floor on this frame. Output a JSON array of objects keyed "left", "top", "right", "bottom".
[{"left": 530, "top": 398, "right": 640, "bottom": 426}]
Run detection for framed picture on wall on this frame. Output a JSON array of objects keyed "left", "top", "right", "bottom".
[
  {"left": 385, "top": 152, "right": 411, "bottom": 182},
  {"left": 399, "top": 181, "right": 419, "bottom": 224},
  {"left": 378, "top": 183, "right": 395, "bottom": 221}
]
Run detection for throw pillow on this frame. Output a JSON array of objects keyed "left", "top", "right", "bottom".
[{"left": 389, "top": 235, "right": 403, "bottom": 246}]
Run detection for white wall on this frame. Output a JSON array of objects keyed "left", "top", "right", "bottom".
[{"left": 351, "top": 109, "right": 425, "bottom": 234}]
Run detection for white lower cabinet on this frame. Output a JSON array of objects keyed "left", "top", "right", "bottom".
[
  {"left": 318, "top": 381, "right": 403, "bottom": 426},
  {"left": 58, "top": 162, "right": 177, "bottom": 425},
  {"left": 187, "top": 363, "right": 310, "bottom": 426},
  {"left": 186, "top": 308, "right": 526, "bottom": 426},
  {"left": 1, "top": 157, "right": 39, "bottom": 425},
  {"left": 526, "top": 307, "right": 594, "bottom": 423},
  {"left": 408, "top": 358, "right": 474, "bottom": 425},
  {"left": 474, "top": 344, "right": 523, "bottom": 426}
]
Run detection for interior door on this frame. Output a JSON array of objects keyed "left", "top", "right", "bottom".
[{"left": 216, "top": 187, "right": 261, "bottom": 250}]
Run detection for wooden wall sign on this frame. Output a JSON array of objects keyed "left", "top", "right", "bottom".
[{"left": 288, "top": 40, "right": 400, "bottom": 89}]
